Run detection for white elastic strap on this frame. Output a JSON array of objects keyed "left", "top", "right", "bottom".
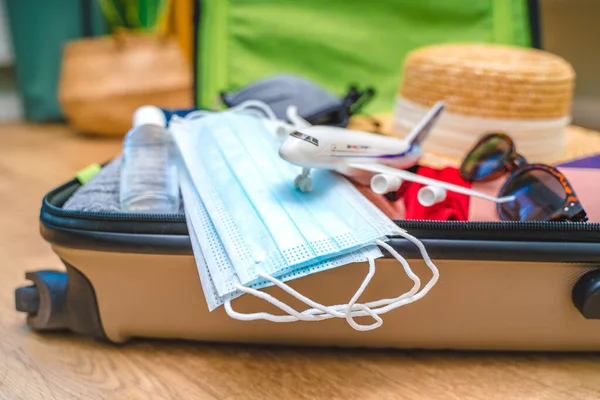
[
  {"left": 286, "top": 105, "right": 312, "bottom": 128},
  {"left": 231, "top": 100, "right": 278, "bottom": 121},
  {"left": 363, "top": 234, "right": 439, "bottom": 314},
  {"left": 343, "top": 256, "right": 381, "bottom": 330},
  {"left": 296, "top": 239, "right": 421, "bottom": 316},
  {"left": 224, "top": 234, "right": 439, "bottom": 329},
  {"left": 224, "top": 262, "right": 383, "bottom": 330},
  {"left": 224, "top": 238, "right": 426, "bottom": 329},
  {"left": 302, "top": 242, "right": 422, "bottom": 322},
  {"left": 183, "top": 109, "right": 215, "bottom": 120},
  {"left": 261, "top": 105, "right": 311, "bottom": 141},
  {"left": 254, "top": 261, "right": 382, "bottom": 331},
  {"left": 182, "top": 100, "right": 279, "bottom": 122},
  {"left": 301, "top": 235, "right": 436, "bottom": 317},
  {"left": 341, "top": 239, "right": 422, "bottom": 312},
  {"left": 224, "top": 285, "right": 326, "bottom": 323}
]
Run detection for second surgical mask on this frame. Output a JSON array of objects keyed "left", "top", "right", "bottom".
[{"left": 171, "top": 102, "right": 440, "bottom": 330}]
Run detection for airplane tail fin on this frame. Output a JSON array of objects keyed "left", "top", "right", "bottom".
[{"left": 404, "top": 101, "right": 445, "bottom": 147}]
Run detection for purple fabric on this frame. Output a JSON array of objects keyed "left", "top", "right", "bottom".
[{"left": 556, "top": 154, "right": 600, "bottom": 169}]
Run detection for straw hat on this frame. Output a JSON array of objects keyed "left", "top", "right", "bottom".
[{"left": 394, "top": 43, "right": 576, "bottom": 161}]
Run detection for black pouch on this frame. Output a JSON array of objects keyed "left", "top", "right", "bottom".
[{"left": 220, "top": 74, "right": 375, "bottom": 128}]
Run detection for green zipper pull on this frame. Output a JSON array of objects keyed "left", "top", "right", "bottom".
[{"left": 75, "top": 163, "right": 102, "bottom": 185}]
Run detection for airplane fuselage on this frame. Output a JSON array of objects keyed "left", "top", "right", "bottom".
[{"left": 278, "top": 125, "right": 421, "bottom": 183}]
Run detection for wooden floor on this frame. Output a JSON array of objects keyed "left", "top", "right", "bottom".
[{"left": 1, "top": 123, "right": 600, "bottom": 400}]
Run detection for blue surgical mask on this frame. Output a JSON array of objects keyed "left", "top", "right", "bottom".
[
  {"left": 180, "top": 165, "right": 383, "bottom": 317},
  {"left": 171, "top": 102, "right": 439, "bottom": 330}
]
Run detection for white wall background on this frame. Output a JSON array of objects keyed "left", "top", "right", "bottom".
[{"left": 0, "top": 0, "right": 14, "bottom": 67}]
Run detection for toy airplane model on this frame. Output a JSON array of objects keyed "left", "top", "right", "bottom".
[{"left": 278, "top": 101, "right": 515, "bottom": 207}]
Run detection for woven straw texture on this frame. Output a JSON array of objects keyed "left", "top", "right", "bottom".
[
  {"left": 399, "top": 44, "right": 575, "bottom": 119},
  {"left": 58, "top": 33, "right": 193, "bottom": 136}
]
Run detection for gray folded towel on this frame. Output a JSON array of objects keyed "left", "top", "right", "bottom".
[{"left": 62, "top": 156, "right": 185, "bottom": 214}]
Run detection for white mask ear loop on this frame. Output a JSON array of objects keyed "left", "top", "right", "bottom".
[
  {"left": 182, "top": 110, "right": 216, "bottom": 121},
  {"left": 223, "top": 239, "right": 424, "bottom": 330},
  {"left": 224, "top": 233, "right": 439, "bottom": 329},
  {"left": 261, "top": 234, "right": 437, "bottom": 320},
  {"left": 286, "top": 105, "right": 312, "bottom": 128},
  {"left": 254, "top": 264, "right": 383, "bottom": 331},
  {"left": 363, "top": 234, "right": 439, "bottom": 315},
  {"left": 343, "top": 256, "right": 381, "bottom": 330},
  {"left": 305, "top": 240, "right": 421, "bottom": 325},
  {"left": 181, "top": 100, "right": 279, "bottom": 122},
  {"left": 230, "top": 100, "right": 278, "bottom": 121},
  {"left": 224, "top": 261, "right": 384, "bottom": 330},
  {"left": 223, "top": 285, "right": 330, "bottom": 323},
  {"left": 297, "top": 239, "right": 421, "bottom": 316}
]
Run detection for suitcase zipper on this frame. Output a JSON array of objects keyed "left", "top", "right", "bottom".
[
  {"left": 48, "top": 207, "right": 186, "bottom": 222},
  {"left": 43, "top": 177, "right": 600, "bottom": 241},
  {"left": 397, "top": 219, "right": 598, "bottom": 232},
  {"left": 42, "top": 179, "right": 186, "bottom": 223}
]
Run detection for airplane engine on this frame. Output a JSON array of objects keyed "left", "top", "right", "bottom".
[
  {"left": 370, "top": 174, "right": 403, "bottom": 195},
  {"left": 417, "top": 186, "right": 447, "bottom": 207}
]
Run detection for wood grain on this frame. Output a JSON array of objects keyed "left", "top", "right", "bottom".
[{"left": 1, "top": 123, "right": 600, "bottom": 400}]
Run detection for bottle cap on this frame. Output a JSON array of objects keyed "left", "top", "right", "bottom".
[{"left": 133, "top": 105, "right": 167, "bottom": 128}]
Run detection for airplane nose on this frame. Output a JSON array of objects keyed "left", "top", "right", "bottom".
[
  {"left": 278, "top": 133, "right": 318, "bottom": 167},
  {"left": 278, "top": 139, "right": 300, "bottom": 164}
]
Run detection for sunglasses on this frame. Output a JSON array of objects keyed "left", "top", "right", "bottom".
[{"left": 460, "top": 133, "right": 588, "bottom": 223}]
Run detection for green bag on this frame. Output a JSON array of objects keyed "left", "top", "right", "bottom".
[{"left": 193, "top": 0, "right": 535, "bottom": 114}]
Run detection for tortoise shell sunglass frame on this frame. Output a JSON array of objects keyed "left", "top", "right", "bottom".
[{"left": 460, "top": 133, "right": 588, "bottom": 223}]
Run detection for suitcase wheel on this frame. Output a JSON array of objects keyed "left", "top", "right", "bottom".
[{"left": 15, "top": 270, "right": 69, "bottom": 331}]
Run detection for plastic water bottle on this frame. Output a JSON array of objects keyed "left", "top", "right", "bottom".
[{"left": 120, "top": 105, "right": 180, "bottom": 213}]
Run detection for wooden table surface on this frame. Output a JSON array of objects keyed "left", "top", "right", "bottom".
[{"left": 1, "top": 123, "right": 600, "bottom": 400}]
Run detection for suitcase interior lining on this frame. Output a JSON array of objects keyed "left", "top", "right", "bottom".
[{"left": 62, "top": 156, "right": 599, "bottom": 225}]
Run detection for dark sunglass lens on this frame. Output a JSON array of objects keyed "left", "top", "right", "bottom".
[
  {"left": 461, "top": 135, "right": 512, "bottom": 181},
  {"left": 498, "top": 169, "right": 567, "bottom": 221}
]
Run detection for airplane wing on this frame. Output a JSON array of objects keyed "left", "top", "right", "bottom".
[{"left": 348, "top": 162, "right": 515, "bottom": 204}]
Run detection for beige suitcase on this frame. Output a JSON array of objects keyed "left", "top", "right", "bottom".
[{"left": 14, "top": 175, "right": 600, "bottom": 351}]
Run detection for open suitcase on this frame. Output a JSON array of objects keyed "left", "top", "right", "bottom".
[
  {"left": 14, "top": 0, "right": 600, "bottom": 351},
  {"left": 14, "top": 167, "right": 600, "bottom": 351}
]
